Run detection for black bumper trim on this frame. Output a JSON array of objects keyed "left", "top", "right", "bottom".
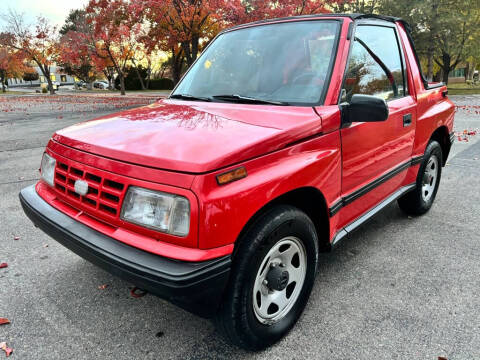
[{"left": 19, "top": 185, "right": 231, "bottom": 318}]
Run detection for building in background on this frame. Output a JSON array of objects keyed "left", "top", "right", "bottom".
[
  {"left": 7, "top": 66, "right": 75, "bottom": 88},
  {"left": 448, "top": 66, "right": 467, "bottom": 84}
]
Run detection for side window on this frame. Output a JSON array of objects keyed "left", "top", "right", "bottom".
[{"left": 342, "top": 25, "right": 408, "bottom": 102}]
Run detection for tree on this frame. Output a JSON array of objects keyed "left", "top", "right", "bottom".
[
  {"left": 1, "top": 11, "right": 59, "bottom": 94},
  {"left": 23, "top": 68, "right": 39, "bottom": 85},
  {"left": 379, "top": 0, "right": 480, "bottom": 84},
  {"left": 58, "top": 12, "right": 98, "bottom": 88},
  {"left": 331, "top": 0, "right": 379, "bottom": 13},
  {"left": 140, "top": 0, "right": 242, "bottom": 69},
  {"left": 86, "top": 0, "right": 143, "bottom": 95},
  {"left": 240, "top": 0, "right": 344, "bottom": 21},
  {"left": 139, "top": 0, "right": 344, "bottom": 84},
  {"left": 433, "top": 3, "right": 480, "bottom": 84},
  {"left": 59, "top": 9, "right": 88, "bottom": 35},
  {"left": 0, "top": 36, "right": 27, "bottom": 92}
]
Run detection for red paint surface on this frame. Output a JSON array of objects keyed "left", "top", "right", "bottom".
[{"left": 34, "top": 17, "right": 454, "bottom": 261}]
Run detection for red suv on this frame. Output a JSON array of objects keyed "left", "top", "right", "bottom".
[{"left": 20, "top": 14, "right": 455, "bottom": 350}]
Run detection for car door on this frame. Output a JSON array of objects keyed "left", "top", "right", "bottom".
[{"left": 338, "top": 23, "right": 416, "bottom": 227}]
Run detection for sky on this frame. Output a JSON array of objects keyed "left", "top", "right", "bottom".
[{"left": 2, "top": 0, "right": 88, "bottom": 27}]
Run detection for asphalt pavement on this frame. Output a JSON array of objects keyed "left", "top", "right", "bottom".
[{"left": 0, "top": 95, "right": 479, "bottom": 359}]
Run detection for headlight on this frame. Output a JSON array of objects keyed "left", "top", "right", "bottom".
[
  {"left": 120, "top": 187, "right": 190, "bottom": 236},
  {"left": 41, "top": 153, "right": 56, "bottom": 186}
]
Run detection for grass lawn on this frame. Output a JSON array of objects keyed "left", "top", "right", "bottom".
[
  {"left": 447, "top": 82, "right": 480, "bottom": 95},
  {"left": 0, "top": 91, "right": 33, "bottom": 96}
]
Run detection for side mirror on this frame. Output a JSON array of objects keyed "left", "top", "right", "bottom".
[{"left": 342, "top": 94, "right": 389, "bottom": 125}]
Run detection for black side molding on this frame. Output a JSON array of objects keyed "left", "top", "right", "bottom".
[
  {"left": 331, "top": 183, "right": 416, "bottom": 248},
  {"left": 329, "top": 156, "right": 422, "bottom": 217}
]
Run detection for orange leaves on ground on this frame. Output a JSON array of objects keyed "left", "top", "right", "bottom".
[
  {"left": 130, "top": 287, "right": 148, "bottom": 298},
  {"left": 456, "top": 129, "right": 478, "bottom": 142},
  {"left": 0, "top": 342, "right": 13, "bottom": 357}
]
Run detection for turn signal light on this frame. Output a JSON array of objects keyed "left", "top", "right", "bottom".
[{"left": 216, "top": 167, "right": 247, "bottom": 185}]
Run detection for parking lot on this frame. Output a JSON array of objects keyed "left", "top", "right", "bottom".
[{"left": 0, "top": 94, "right": 479, "bottom": 359}]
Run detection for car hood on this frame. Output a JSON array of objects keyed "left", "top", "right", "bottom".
[{"left": 52, "top": 99, "right": 323, "bottom": 173}]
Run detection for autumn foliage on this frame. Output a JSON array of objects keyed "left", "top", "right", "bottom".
[
  {"left": 1, "top": 13, "right": 60, "bottom": 94},
  {"left": 0, "top": 35, "right": 27, "bottom": 92},
  {"left": 1, "top": 0, "right": 346, "bottom": 94}
]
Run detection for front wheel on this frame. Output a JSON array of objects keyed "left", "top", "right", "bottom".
[
  {"left": 398, "top": 140, "right": 443, "bottom": 215},
  {"left": 215, "top": 205, "right": 318, "bottom": 350}
]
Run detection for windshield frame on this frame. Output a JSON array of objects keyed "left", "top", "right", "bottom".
[{"left": 170, "top": 18, "right": 343, "bottom": 107}]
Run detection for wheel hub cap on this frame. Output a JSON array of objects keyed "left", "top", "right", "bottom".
[
  {"left": 252, "top": 236, "right": 307, "bottom": 324},
  {"left": 265, "top": 264, "right": 290, "bottom": 291},
  {"left": 421, "top": 155, "right": 439, "bottom": 202}
]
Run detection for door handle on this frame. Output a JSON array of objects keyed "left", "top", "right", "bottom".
[{"left": 403, "top": 113, "right": 412, "bottom": 127}]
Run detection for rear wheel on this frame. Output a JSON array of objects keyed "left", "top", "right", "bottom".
[
  {"left": 398, "top": 140, "right": 443, "bottom": 215},
  {"left": 215, "top": 205, "right": 318, "bottom": 350}
]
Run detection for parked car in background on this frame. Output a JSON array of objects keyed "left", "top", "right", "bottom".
[
  {"left": 93, "top": 80, "right": 109, "bottom": 89},
  {"left": 20, "top": 14, "right": 455, "bottom": 351},
  {"left": 75, "top": 81, "right": 86, "bottom": 89}
]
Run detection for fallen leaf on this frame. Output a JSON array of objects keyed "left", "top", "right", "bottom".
[
  {"left": 0, "top": 263, "right": 7, "bottom": 269},
  {"left": 98, "top": 284, "right": 108, "bottom": 290},
  {"left": 0, "top": 342, "right": 13, "bottom": 357},
  {"left": 130, "top": 287, "right": 148, "bottom": 298},
  {"left": 0, "top": 319, "right": 10, "bottom": 326}
]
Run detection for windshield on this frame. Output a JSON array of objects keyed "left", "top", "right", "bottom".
[{"left": 172, "top": 20, "right": 340, "bottom": 106}]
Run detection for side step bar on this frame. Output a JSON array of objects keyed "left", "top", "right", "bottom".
[{"left": 331, "top": 183, "right": 416, "bottom": 248}]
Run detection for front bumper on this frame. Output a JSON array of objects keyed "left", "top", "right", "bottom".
[{"left": 19, "top": 184, "right": 231, "bottom": 318}]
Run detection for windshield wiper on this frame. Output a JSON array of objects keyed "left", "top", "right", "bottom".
[
  {"left": 212, "top": 94, "right": 289, "bottom": 106},
  {"left": 170, "top": 93, "right": 212, "bottom": 102}
]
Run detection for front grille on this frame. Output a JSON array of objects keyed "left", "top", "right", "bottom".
[{"left": 54, "top": 160, "right": 125, "bottom": 218}]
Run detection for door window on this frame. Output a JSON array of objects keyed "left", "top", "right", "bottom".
[{"left": 342, "top": 25, "right": 407, "bottom": 102}]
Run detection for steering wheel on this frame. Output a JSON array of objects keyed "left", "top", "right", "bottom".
[{"left": 292, "top": 71, "right": 318, "bottom": 85}]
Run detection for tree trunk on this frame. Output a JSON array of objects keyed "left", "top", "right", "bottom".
[
  {"left": 190, "top": 35, "right": 199, "bottom": 66},
  {"left": 0, "top": 72, "right": 5, "bottom": 93},
  {"left": 427, "top": 48, "right": 434, "bottom": 81},
  {"left": 171, "top": 47, "right": 184, "bottom": 85},
  {"left": 467, "top": 62, "right": 476, "bottom": 81},
  {"left": 438, "top": 52, "right": 452, "bottom": 85},
  {"left": 172, "top": 56, "right": 184, "bottom": 85},
  {"left": 119, "top": 74, "right": 126, "bottom": 95},
  {"left": 42, "top": 67, "right": 55, "bottom": 95},
  {"left": 145, "top": 67, "right": 151, "bottom": 90},
  {"left": 442, "top": 69, "right": 449, "bottom": 85},
  {"left": 134, "top": 66, "right": 146, "bottom": 90}
]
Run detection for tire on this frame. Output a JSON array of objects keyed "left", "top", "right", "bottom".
[
  {"left": 398, "top": 140, "right": 443, "bottom": 215},
  {"left": 215, "top": 205, "right": 319, "bottom": 351}
]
